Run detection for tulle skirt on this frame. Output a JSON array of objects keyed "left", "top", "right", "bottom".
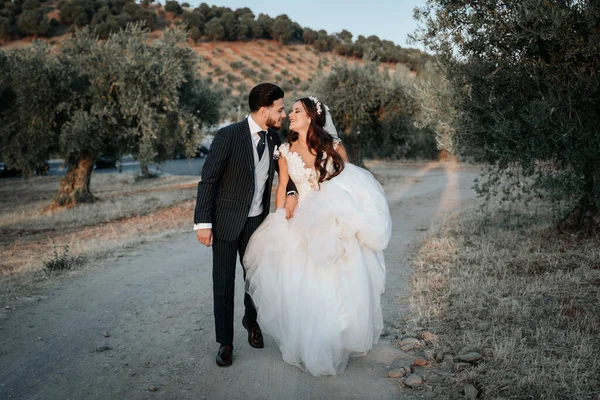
[{"left": 243, "top": 164, "right": 392, "bottom": 376}]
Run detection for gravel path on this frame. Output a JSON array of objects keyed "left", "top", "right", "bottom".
[{"left": 0, "top": 162, "right": 479, "bottom": 400}]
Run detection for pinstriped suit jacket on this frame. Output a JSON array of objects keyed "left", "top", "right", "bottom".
[{"left": 193, "top": 119, "right": 285, "bottom": 241}]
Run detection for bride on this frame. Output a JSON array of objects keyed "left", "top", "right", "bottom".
[{"left": 243, "top": 96, "right": 392, "bottom": 376}]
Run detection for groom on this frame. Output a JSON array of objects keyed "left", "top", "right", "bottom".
[{"left": 194, "top": 83, "right": 298, "bottom": 367}]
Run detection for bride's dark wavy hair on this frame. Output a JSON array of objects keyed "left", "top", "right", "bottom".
[{"left": 288, "top": 97, "right": 344, "bottom": 184}]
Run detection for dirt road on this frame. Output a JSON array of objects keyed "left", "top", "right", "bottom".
[{"left": 0, "top": 162, "right": 479, "bottom": 400}]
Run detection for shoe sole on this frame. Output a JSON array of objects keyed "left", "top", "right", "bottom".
[{"left": 216, "top": 360, "right": 232, "bottom": 367}]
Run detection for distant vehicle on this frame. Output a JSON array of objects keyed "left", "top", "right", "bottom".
[
  {"left": 0, "top": 161, "right": 49, "bottom": 177},
  {"left": 173, "top": 135, "right": 213, "bottom": 159},
  {"left": 34, "top": 162, "right": 50, "bottom": 176},
  {"left": 195, "top": 145, "right": 209, "bottom": 158},
  {"left": 0, "top": 162, "right": 20, "bottom": 177},
  {"left": 196, "top": 135, "right": 214, "bottom": 158},
  {"left": 94, "top": 155, "right": 121, "bottom": 169}
]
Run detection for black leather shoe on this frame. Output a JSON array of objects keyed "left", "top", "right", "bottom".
[
  {"left": 242, "top": 317, "right": 264, "bottom": 349},
  {"left": 216, "top": 344, "right": 233, "bottom": 367}
]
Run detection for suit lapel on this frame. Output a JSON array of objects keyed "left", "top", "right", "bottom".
[
  {"left": 240, "top": 119, "right": 255, "bottom": 173},
  {"left": 267, "top": 131, "right": 275, "bottom": 173}
]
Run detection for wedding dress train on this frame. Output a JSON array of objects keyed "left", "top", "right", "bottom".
[{"left": 243, "top": 143, "right": 391, "bottom": 376}]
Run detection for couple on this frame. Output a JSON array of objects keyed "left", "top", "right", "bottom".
[{"left": 193, "top": 83, "right": 392, "bottom": 376}]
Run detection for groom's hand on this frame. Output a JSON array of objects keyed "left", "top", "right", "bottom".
[
  {"left": 284, "top": 195, "right": 298, "bottom": 219},
  {"left": 196, "top": 228, "right": 213, "bottom": 247}
]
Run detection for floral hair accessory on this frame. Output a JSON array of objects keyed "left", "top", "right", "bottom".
[{"left": 308, "top": 96, "right": 323, "bottom": 115}]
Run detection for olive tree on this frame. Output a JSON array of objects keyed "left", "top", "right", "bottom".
[
  {"left": 414, "top": 0, "right": 600, "bottom": 232},
  {"left": 312, "top": 59, "right": 430, "bottom": 162},
  {"left": 0, "top": 24, "right": 220, "bottom": 207},
  {"left": 0, "top": 42, "right": 64, "bottom": 177}
]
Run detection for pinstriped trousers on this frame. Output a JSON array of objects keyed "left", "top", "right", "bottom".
[{"left": 212, "top": 215, "right": 263, "bottom": 345}]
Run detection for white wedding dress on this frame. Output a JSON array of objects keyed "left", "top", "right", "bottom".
[{"left": 243, "top": 142, "right": 392, "bottom": 376}]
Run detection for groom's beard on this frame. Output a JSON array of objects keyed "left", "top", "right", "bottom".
[{"left": 266, "top": 116, "right": 282, "bottom": 130}]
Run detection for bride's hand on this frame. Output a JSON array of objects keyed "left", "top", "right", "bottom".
[{"left": 284, "top": 195, "right": 298, "bottom": 219}]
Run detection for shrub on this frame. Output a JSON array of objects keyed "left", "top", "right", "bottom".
[
  {"left": 44, "top": 243, "right": 84, "bottom": 271},
  {"left": 241, "top": 67, "right": 253, "bottom": 78}
]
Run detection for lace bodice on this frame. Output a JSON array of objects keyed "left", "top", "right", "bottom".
[{"left": 279, "top": 140, "right": 341, "bottom": 200}]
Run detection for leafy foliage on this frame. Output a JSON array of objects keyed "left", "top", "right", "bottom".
[
  {"left": 0, "top": 0, "right": 55, "bottom": 39},
  {"left": 0, "top": 41, "right": 65, "bottom": 176},
  {"left": 414, "top": 0, "right": 600, "bottom": 229},
  {"left": 44, "top": 242, "right": 83, "bottom": 271},
  {"left": 58, "top": 0, "right": 156, "bottom": 39},
  {"left": 0, "top": 23, "right": 220, "bottom": 204},
  {"left": 312, "top": 60, "right": 435, "bottom": 161}
]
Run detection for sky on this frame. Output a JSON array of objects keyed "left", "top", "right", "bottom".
[{"left": 185, "top": 0, "right": 428, "bottom": 50}]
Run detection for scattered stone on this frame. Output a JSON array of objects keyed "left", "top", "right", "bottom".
[
  {"left": 148, "top": 385, "right": 158, "bottom": 392},
  {"left": 411, "top": 365, "right": 427, "bottom": 377},
  {"left": 457, "top": 352, "right": 483, "bottom": 363},
  {"left": 404, "top": 374, "right": 424, "bottom": 388},
  {"left": 435, "top": 352, "right": 444, "bottom": 363},
  {"left": 458, "top": 345, "right": 479, "bottom": 355},
  {"left": 418, "top": 331, "right": 439, "bottom": 344},
  {"left": 399, "top": 337, "right": 422, "bottom": 351},
  {"left": 388, "top": 369, "right": 406, "bottom": 378},
  {"left": 5, "top": 306, "right": 10, "bottom": 310},
  {"left": 413, "top": 357, "right": 428, "bottom": 366},
  {"left": 422, "top": 391, "right": 437, "bottom": 398},
  {"left": 453, "top": 362, "right": 472, "bottom": 372},
  {"left": 423, "top": 372, "right": 447, "bottom": 384},
  {"left": 95, "top": 346, "right": 112, "bottom": 352},
  {"left": 481, "top": 347, "right": 494, "bottom": 358},
  {"left": 463, "top": 384, "right": 479, "bottom": 400},
  {"left": 103, "top": 332, "right": 111, "bottom": 338},
  {"left": 434, "top": 386, "right": 446, "bottom": 394},
  {"left": 37, "top": 337, "right": 42, "bottom": 341}
]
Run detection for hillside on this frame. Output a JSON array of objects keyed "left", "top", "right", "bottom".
[
  {"left": 0, "top": 2, "right": 418, "bottom": 118},
  {"left": 1, "top": 1, "right": 436, "bottom": 164},
  {"left": 189, "top": 40, "right": 400, "bottom": 93}
]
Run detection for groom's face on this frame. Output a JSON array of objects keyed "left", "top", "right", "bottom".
[{"left": 264, "top": 98, "right": 286, "bottom": 130}]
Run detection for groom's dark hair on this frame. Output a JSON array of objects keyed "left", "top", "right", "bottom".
[{"left": 248, "top": 83, "right": 284, "bottom": 112}]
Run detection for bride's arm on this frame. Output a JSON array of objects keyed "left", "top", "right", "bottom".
[
  {"left": 337, "top": 142, "right": 349, "bottom": 162},
  {"left": 276, "top": 157, "right": 289, "bottom": 209}
]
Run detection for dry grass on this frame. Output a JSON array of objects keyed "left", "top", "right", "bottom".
[
  {"left": 411, "top": 203, "right": 600, "bottom": 399},
  {"left": 0, "top": 173, "right": 199, "bottom": 277}
]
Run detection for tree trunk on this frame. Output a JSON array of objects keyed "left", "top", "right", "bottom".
[
  {"left": 140, "top": 162, "right": 150, "bottom": 178},
  {"left": 345, "top": 134, "right": 363, "bottom": 166},
  {"left": 557, "top": 204, "right": 600, "bottom": 235},
  {"left": 51, "top": 154, "right": 95, "bottom": 208},
  {"left": 557, "top": 164, "right": 600, "bottom": 235}
]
